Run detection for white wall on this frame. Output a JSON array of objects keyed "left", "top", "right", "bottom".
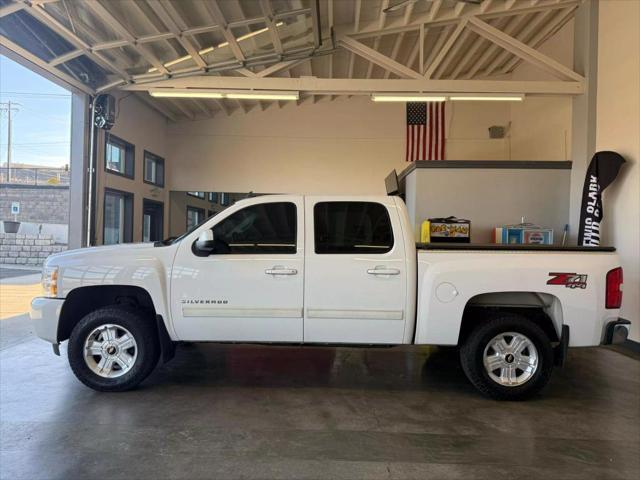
[
  {"left": 510, "top": 19, "right": 574, "bottom": 162},
  {"left": 166, "top": 20, "right": 576, "bottom": 195},
  {"left": 167, "top": 95, "right": 572, "bottom": 195},
  {"left": 596, "top": 0, "right": 640, "bottom": 341}
]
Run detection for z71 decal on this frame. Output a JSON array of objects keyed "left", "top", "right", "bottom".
[{"left": 547, "top": 272, "right": 588, "bottom": 289}]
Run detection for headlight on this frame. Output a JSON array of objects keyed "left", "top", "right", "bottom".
[{"left": 42, "top": 266, "right": 59, "bottom": 298}]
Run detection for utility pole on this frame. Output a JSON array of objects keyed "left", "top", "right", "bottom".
[{"left": 0, "top": 101, "right": 21, "bottom": 182}]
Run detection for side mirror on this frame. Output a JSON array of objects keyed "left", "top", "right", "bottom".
[{"left": 193, "top": 230, "right": 215, "bottom": 255}]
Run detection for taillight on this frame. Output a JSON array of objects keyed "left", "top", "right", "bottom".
[{"left": 606, "top": 267, "right": 623, "bottom": 309}]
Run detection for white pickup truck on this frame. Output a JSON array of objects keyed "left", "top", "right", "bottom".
[{"left": 31, "top": 195, "right": 628, "bottom": 400}]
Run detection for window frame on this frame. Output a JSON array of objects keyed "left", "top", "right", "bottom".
[
  {"left": 187, "top": 191, "right": 205, "bottom": 199},
  {"left": 313, "top": 201, "right": 394, "bottom": 255},
  {"left": 143, "top": 150, "right": 165, "bottom": 187},
  {"left": 186, "top": 205, "right": 206, "bottom": 231},
  {"left": 207, "top": 202, "right": 298, "bottom": 255},
  {"left": 103, "top": 188, "right": 134, "bottom": 245},
  {"left": 104, "top": 133, "right": 135, "bottom": 179}
]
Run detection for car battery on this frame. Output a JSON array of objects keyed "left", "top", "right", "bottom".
[{"left": 428, "top": 217, "right": 471, "bottom": 243}]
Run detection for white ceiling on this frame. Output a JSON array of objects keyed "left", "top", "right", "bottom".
[{"left": 0, "top": 0, "right": 583, "bottom": 120}]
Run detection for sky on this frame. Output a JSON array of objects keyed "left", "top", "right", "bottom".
[{"left": 0, "top": 54, "right": 71, "bottom": 168}]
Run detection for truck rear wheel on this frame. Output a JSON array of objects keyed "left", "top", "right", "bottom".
[
  {"left": 68, "top": 306, "right": 160, "bottom": 392},
  {"left": 460, "top": 314, "right": 554, "bottom": 400}
]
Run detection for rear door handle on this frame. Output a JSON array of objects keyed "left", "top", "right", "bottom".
[
  {"left": 265, "top": 266, "right": 298, "bottom": 275},
  {"left": 367, "top": 267, "right": 401, "bottom": 276}
]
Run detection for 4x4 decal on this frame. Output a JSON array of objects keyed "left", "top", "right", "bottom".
[{"left": 547, "top": 272, "right": 588, "bottom": 289}]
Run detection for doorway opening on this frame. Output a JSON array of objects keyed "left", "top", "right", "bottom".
[{"left": 143, "top": 199, "right": 164, "bottom": 242}]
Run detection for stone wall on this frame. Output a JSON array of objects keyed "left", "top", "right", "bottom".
[
  {"left": 0, "top": 233, "right": 67, "bottom": 266},
  {"left": 0, "top": 185, "right": 69, "bottom": 224}
]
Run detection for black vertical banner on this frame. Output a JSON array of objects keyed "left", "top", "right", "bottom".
[{"left": 578, "top": 151, "right": 626, "bottom": 246}]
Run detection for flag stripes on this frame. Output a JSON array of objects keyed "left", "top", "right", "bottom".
[{"left": 406, "top": 102, "right": 445, "bottom": 161}]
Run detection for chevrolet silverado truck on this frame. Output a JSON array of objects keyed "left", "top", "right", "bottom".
[{"left": 31, "top": 195, "right": 629, "bottom": 400}]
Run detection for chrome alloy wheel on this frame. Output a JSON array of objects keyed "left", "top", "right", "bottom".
[
  {"left": 483, "top": 332, "right": 539, "bottom": 387},
  {"left": 83, "top": 324, "right": 138, "bottom": 378}
]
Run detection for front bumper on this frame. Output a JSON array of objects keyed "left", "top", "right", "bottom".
[
  {"left": 602, "top": 318, "right": 631, "bottom": 345},
  {"left": 30, "top": 297, "right": 64, "bottom": 344}
]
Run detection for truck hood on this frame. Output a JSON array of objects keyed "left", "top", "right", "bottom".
[{"left": 45, "top": 242, "right": 167, "bottom": 266}]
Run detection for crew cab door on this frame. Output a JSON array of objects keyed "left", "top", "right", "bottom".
[
  {"left": 170, "top": 196, "right": 304, "bottom": 342},
  {"left": 304, "top": 197, "right": 408, "bottom": 344}
]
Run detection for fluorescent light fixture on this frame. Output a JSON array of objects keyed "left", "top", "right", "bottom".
[
  {"left": 149, "top": 89, "right": 299, "bottom": 101},
  {"left": 149, "top": 89, "right": 224, "bottom": 99},
  {"left": 148, "top": 22, "right": 285, "bottom": 73},
  {"left": 226, "top": 91, "right": 298, "bottom": 100},
  {"left": 449, "top": 94, "right": 524, "bottom": 101},
  {"left": 372, "top": 94, "right": 447, "bottom": 102}
]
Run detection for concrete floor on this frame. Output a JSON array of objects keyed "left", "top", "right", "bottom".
[{"left": 1, "top": 311, "right": 639, "bottom": 480}]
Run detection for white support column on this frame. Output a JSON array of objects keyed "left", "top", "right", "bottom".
[
  {"left": 68, "top": 93, "right": 90, "bottom": 249},
  {"left": 569, "top": 0, "right": 599, "bottom": 241}
]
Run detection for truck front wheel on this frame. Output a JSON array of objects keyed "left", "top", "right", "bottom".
[
  {"left": 68, "top": 306, "right": 160, "bottom": 392},
  {"left": 460, "top": 314, "right": 554, "bottom": 400}
]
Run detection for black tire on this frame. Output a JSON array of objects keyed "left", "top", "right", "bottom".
[
  {"left": 68, "top": 306, "right": 160, "bottom": 392},
  {"left": 460, "top": 313, "right": 554, "bottom": 401}
]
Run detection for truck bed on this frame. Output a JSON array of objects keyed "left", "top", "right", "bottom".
[{"left": 416, "top": 243, "right": 616, "bottom": 252}]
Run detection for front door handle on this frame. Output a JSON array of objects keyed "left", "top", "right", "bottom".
[
  {"left": 265, "top": 266, "right": 298, "bottom": 275},
  {"left": 367, "top": 266, "right": 401, "bottom": 276}
]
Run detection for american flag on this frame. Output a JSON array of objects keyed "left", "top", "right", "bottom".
[{"left": 406, "top": 102, "right": 445, "bottom": 161}]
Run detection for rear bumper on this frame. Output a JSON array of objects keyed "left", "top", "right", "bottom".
[
  {"left": 30, "top": 297, "right": 64, "bottom": 344},
  {"left": 602, "top": 318, "right": 631, "bottom": 345}
]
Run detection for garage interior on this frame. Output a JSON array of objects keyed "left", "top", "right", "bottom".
[{"left": 0, "top": 0, "right": 639, "bottom": 479}]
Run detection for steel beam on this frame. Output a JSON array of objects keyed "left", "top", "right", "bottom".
[
  {"left": 338, "top": 36, "right": 423, "bottom": 80},
  {"left": 121, "top": 76, "right": 585, "bottom": 96},
  {"left": 468, "top": 16, "right": 584, "bottom": 82}
]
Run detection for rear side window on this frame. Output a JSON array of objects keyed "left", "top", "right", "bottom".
[
  {"left": 314, "top": 202, "right": 394, "bottom": 254},
  {"left": 212, "top": 202, "right": 296, "bottom": 254}
]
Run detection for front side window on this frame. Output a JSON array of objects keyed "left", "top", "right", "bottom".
[
  {"left": 211, "top": 202, "right": 296, "bottom": 254},
  {"left": 187, "top": 206, "right": 205, "bottom": 230},
  {"left": 314, "top": 202, "right": 393, "bottom": 254},
  {"left": 104, "top": 190, "right": 133, "bottom": 245},
  {"left": 105, "top": 134, "right": 134, "bottom": 178},
  {"left": 143, "top": 151, "right": 164, "bottom": 187}
]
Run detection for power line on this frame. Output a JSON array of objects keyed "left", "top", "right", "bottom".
[{"left": 0, "top": 91, "right": 71, "bottom": 98}]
